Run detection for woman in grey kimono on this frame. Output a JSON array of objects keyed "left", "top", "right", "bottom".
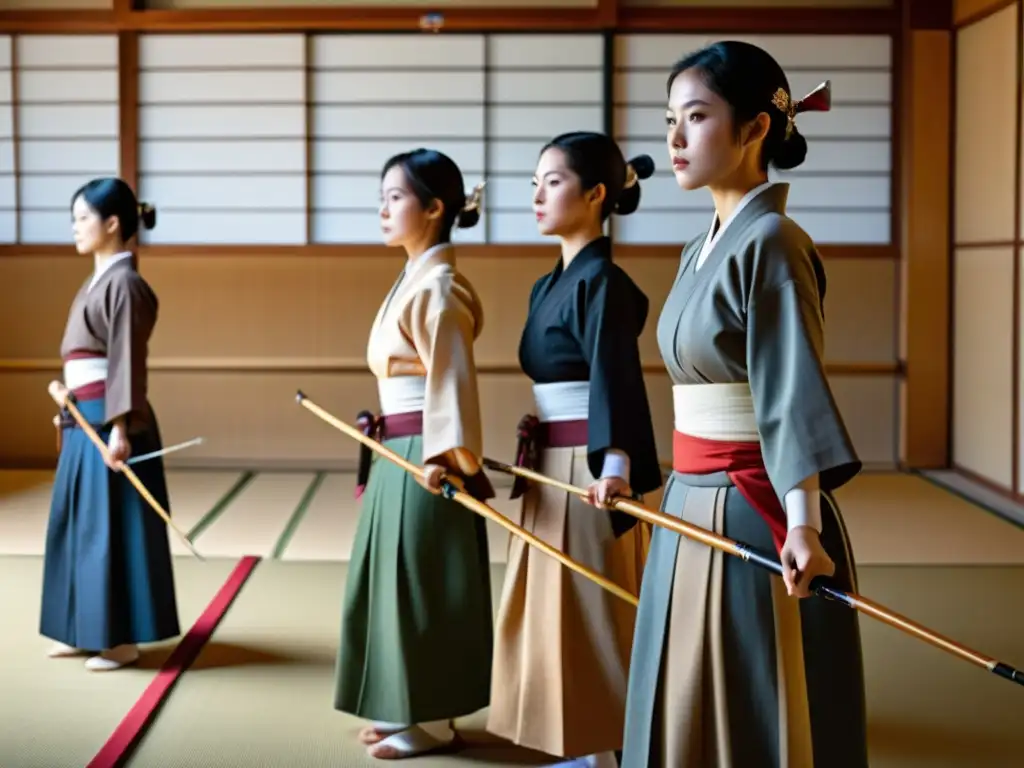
[
  {"left": 42, "top": 178, "right": 179, "bottom": 672},
  {"left": 620, "top": 41, "right": 869, "bottom": 767}
]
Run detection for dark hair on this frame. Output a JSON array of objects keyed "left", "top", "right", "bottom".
[
  {"left": 71, "top": 177, "right": 156, "bottom": 242},
  {"left": 540, "top": 132, "right": 655, "bottom": 220},
  {"left": 381, "top": 148, "right": 479, "bottom": 244},
  {"left": 667, "top": 41, "right": 807, "bottom": 171}
]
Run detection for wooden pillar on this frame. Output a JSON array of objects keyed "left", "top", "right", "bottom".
[{"left": 898, "top": 0, "right": 954, "bottom": 468}]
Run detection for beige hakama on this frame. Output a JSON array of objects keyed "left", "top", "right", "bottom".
[{"left": 488, "top": 384, "right": 650, "bottom": 759}]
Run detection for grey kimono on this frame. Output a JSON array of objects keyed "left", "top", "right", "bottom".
[{"left": 621, "top": 183, "right": 868, "bottom": 768}]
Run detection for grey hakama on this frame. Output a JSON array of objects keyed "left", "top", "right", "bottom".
[{"left": 621, "top": 183, "right": 868, "bottom": 767}]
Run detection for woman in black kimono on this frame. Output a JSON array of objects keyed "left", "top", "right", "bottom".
[
  {"left": 41, "top": 178, "right": 179, "bottom": 672},
  {"left": 486, "top": 132, "right": 662, "bottom": 768}
]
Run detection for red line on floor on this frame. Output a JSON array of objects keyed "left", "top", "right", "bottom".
[{"left": 86, "top": 554, "right": 262, "bottom": 768}]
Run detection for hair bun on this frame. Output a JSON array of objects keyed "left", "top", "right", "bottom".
[
  {"left": 628, "top": 154, "right": 656, "bottom": 181},
  {"left": 138, "top": 201, "right": 158, "bottom": 230}
]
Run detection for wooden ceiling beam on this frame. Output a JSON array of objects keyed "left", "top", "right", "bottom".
[{"left": 0, "top": 3, "right": 900, "bottom": 35}]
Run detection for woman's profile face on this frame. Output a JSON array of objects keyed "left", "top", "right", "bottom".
[
  {"left": 71, "top": 195, "right": 115, "bottom": 256},
  {"left": 378, "top": 164, "right": 440, "bottom": 249},
  {"left": 665, "top": 68, "right": 746, "bottom": 191},
  {"left": 531, "top": 146, "right": 600, "bottom": 238}
]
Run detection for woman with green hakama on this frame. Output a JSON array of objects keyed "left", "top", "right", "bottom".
[{"left": 333, "top": 148, "right": 495, "bottom": 760}]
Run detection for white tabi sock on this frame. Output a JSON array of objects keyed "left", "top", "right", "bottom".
[
  {"left": 368, "top": 719, "right": 455, "bottom": 758},
  {"left": 84, "top": 643, "right": 139, "bottom": 671},
  {"left": 48, "top": 641, "right": 83, "bottom": 658}
]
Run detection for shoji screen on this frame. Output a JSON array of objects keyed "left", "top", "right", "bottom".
[
  {"left": 309, "top": 34, "right": 486, "bottom": 244},
  {"left": 952, "top": 5, "right": 1018, "bottom": 489},
  {"left": 0, "top": 37, "right": 13, "bottom": 244},
  {"left": 137, "top": 34, "right": 307, "bottom": 245},
  {"left": 14, "top": 35, "right": 119, "bottom": 244},
  {"left": 612, "top": 34, "right": 892, "bottom": 245},
  {"left": 485, "top": 34, "right": 604, "bottom": 243}
]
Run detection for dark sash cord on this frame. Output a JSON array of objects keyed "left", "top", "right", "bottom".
[
  {"left": 511, "top": 413, "right": 638, "bottom": 537},
  {"left": 510, "top": 415, "right": 589, "bottom": 500},
  {"left": 353, "top": 409, "right": 495, "bottom": 502}
]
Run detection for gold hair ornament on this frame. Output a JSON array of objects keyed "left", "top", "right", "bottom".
[
  {"left": 771, "top": 80, "right": 832, "bottom": 139},
  {"left": 624, "top": 164, "right": 638, "bottom": 190},
  {"left": 138, "top": 202, "right": 154, "bottom": 216},
  {"left": 463, "top": 181, "right": 486, "bottom": 213}
]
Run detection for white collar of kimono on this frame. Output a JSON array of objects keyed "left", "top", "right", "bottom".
[
  {"left": 405, "top": 242, "right": 453, "bottom": 281},
  {"left": 695, "top": 180, "right": 777, "bottom": 271},
  {"left": 89, "top": 251, "right": 133, "bottom": 292}
]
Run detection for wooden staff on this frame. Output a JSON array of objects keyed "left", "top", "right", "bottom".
[
  {"left": 47, "top": 381, "right": 205, "bottom": 561},
  {"left": 483, "top": 457, "right": 1024, "bottom": 690},
  {"left": 294, "top": 390, "right": 638, "bottom": 607}
]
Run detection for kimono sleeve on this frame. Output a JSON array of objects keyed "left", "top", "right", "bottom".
[
  {"left": 407, "top": 283, "right": 484, "bottom": 466},
  {"left": 579, "top": 268, "right": 662, "bottom": 496},
  {"left": 746, "top": 230, "right": 861, "bottom": 499},
  {"left": 103, "top": 273, "right": 157, "bottom": 428}
]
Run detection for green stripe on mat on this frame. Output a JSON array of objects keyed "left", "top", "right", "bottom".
[
  {"left": 271, "top": 471, "right": 326, "bottom": 559},
  {"left": 187, "top": 471, "right": 256, "bottom": 542}
]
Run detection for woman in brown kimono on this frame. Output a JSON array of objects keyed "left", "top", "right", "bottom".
[
  {"left": 487, "top": 133, "right": 662, "bottom": 768},
  {"left": 41, "top": 177, "right": 178, "bottom": 672},
  {"left": 620, "top": 41, "right": 869, "bottom": 767}
]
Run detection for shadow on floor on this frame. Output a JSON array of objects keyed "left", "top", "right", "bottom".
[{"left": 137, "top": 640, "right": 337, "bottom": 671}]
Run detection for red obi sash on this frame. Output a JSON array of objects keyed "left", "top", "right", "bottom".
[
  {"left": 672, "top": 430, "right": 787, "bottom": 554},
  {"left": 62, "top": 349, "right": 106, "bottom": 400}
]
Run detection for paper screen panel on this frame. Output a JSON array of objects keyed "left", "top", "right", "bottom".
[
  {"left": 0, "top": 37, "right": 13, "bottom": 244},
  {"left": 15, "top": 35, "right": 119, "bottom": 245},
  {"left": 137, "top": 34, "right": 307, "bottom": 245},
  {"left": 309, "top": 34, "right": 486, "bottom": 244},
  {"left": 486, "top": 34, "right": 604, "bottom": 244}
]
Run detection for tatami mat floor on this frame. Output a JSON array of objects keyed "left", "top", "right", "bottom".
[{"left": 1, "top": 469, "right": 1022, "bottom": 766}]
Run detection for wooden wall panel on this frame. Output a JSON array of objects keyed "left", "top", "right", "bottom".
[
  {"left": 0, "top": 248, "right": 899, "bottom": 469},
  {"left": 952, "top": 247, "right": 1015, "bottom": 487},
  {"left": 899, "top": 28, "right": 951, "bottom": 467},
  {"left": 953, "top": 8, "right": 1017, "bottom": 245},
  {"left": 950, "top": 3, "right": 1020, "bottom": 491},
  {"left": 0, "top": 366, "right": 898, "bottom": 471}
]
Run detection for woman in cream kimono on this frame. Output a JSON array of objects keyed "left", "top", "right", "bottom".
[
  {"left": 487, "top": 133, "right": 662, "bottom": 768},
  {"left": 621, "top": 42, "right": 869, "bottom": 767},
  {"left": 333, "top": 148, "right": 494, "bottom": 760}
]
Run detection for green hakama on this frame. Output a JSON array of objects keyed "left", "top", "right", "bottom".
[
  {"left": 334, "top": 436, "right": 493, "bottom": 723},
  {"left": 333, "top": 242, "right": 495, "bottom": 729}
]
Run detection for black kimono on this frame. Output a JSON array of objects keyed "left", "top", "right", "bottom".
[{"left": 486, "top": 235, "right": 661, "bottom": 759}]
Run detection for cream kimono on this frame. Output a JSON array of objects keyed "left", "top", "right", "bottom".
[{"left": 334, "top": 243, "right": 496, "bottom": 726}]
